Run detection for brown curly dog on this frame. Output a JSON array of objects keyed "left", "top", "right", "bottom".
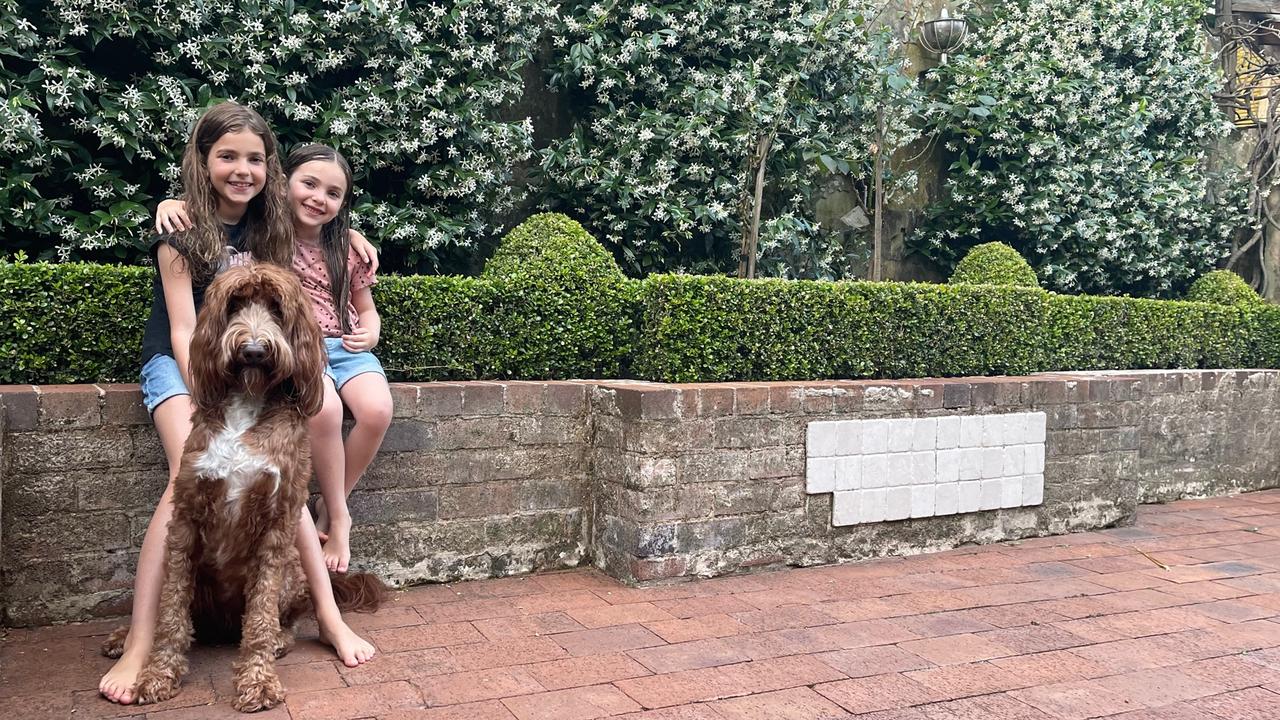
[{"left": 103, "top": 263, "right": 384, "bottom": 712}]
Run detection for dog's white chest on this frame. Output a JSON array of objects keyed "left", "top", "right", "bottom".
[{"left": 193, "top": 396, "right": 281, "bottom": 506}]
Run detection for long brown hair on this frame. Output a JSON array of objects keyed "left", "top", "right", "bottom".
[
  {"left": 285, "top": 144, "right": 355, "bottom": 333},
  {"left": 176, "top": 101, "right": 293, "bottom": 281}
]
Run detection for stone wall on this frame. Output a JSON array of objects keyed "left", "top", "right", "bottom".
[{"left": 2, "top": 370, "right": 1278, "bottom": 626}]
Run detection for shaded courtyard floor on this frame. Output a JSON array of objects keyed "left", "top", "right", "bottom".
[{"left": 8, "top": 492, "right": 1280, "bottom": 719}]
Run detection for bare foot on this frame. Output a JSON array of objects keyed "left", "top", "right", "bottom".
[
  {"left": 322, "top": 513, "right": 352, "bottom": 574},
  {"left": 319, "top": 619, "right": 376, "bottom": 668},
  {"left": 99, "top": 647, "right": 146, "bottom": 704}
]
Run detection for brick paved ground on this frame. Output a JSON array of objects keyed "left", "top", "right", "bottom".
[{"left": 8, "top": 491, "right": 1280, "bottom": 719}]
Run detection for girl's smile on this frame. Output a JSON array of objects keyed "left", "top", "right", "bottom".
[
  {"left": 206, "top": 129, "right": 267, "bottom": 217},
  {"left": 289, "top": 160, "right": 348, "bottom": 233}
]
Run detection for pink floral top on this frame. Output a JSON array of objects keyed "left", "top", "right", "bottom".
[{"left": 292, "top": 239, "right": 376, "bottom": 337}]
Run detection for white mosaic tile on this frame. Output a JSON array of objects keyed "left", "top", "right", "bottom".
[{"left": 807, "top": 412, "right": 1046, "bottom": 526}]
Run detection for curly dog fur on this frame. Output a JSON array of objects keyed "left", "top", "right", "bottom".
[{"left": 108, "top": 263, "right": 384, "bottom": 712}]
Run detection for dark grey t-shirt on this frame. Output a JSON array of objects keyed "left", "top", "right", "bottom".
[{"left": 139, "top": 222, "right": 248, "bottom": 366}]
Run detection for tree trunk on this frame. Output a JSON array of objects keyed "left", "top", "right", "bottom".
[
  {"left": 737, "top": 134, "right": 773, "bottom": 279},
  {"left": 871, "top": 108, "right": 885, "bottom": 282}
]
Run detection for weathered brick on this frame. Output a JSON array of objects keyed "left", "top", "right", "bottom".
[
  {"left": 699, "top": 387, "right": 736, "bottom": 417},
  {"left": 8, "top": 428, "right": 134, "bottom": 473},
  {"left": 631, "top": 556, "right": 688, "bottom": 582},
  {"left": 3, "top": 471, "right": 80, "bottom": 516},
  {"left": 914, "top": 383, "right": 945, "bottom": 410},
  {"left": 505, "top": 382, "right": 547, "bottom": 415},
  {"left": 734, "top": 386, "right": 771, "bottom": 415},
  {"left": 1028, "top": 379, "right": 1068, "bottom": 405},
  {"left": 546, "top": 382, "right": 588, "bottom": 416},
  {"left": 35, "top": 384, "right": 102, "bottom": 428},
  {"left": 348, "top": 488, "right": 438, "bottom": 523},
  {"left": 513, "top": 416, "right": 586, "bottom": 446},
  {"left": 769, "top": 384, "right": 804, "bottom": 415},
  {"left": 7, "top": 511, "right": 131, "bottom": 558},
  {"left": 798, "top": 383, "right": 837, "bottom": 414},
  {"left": 380, "top": 420, "right": 438, "bottom": 452},
  {"left": 435, "top": 417, "right": 521, "bottom": 449},
  {"left": 995, "top": 381, "right": 1026, "bottom": 406},
  {"left": 463, "top": 382, "right": 506, "bottom": 415},
  {"left": 713, "top": 417, "right": 786, "bottom": 449},
  {"left": 439, "top": 482, "right": 519, "bottom": 519},
  {"left": 678, "top": 482, "right": 777, "bottom": 517},
  {"left": 419, "top": 382, "right": 465, "bottom": 415},
  {"left": 99, "top": 383, "right": 150, "bottom": 425},
  {"left": 76, "top": 468, "right": 167, "bottom": 512},
  {"left": 388, "top": 382, "right": 420, "bottom": 418},
  {"left": 970, "top": 381, "right": 998, "bottom": 408},
  {"left": 0, "top": 384, "right": 38, "bottom": 431},
  {"left": 943, "top": 382, "right": 972, "bottom": 409}
]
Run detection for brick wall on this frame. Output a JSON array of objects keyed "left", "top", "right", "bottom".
[{"left": 2, "top": 370, "right": 1277, "bottom": 626}]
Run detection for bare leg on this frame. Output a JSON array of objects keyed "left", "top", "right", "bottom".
[
  {"left": 132, "top": 501, "right": 199, "bottom": 705},
  {"left": 337, "top": 372, "right": 392, "bottom": 496},
  {"left": 100, "top": 395, "right": 192, "bottom": 705},
  {"left": 295, "top": 510, "right": 375, "bottom": 667},
  {"left": 310, "top": 380, "right": 351, "bottom": 572}
]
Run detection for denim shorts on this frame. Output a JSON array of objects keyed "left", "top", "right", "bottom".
[
  {"left": 324, "top": 337, "right": 386, "bottom": 391},
  {"left": 140, "top": 353, "right": 189, "bottom": 413}
]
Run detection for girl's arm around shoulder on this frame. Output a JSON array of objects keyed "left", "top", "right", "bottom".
[
  {"left": 156, "top": 243, "right": 197, "bottom": 387},
  {"left": 342, "top": 286, "right": 381, "bottom": 353},
  {"left": 348, "top": 229, "right": 379, "bottom": 273},
  {"left": 155, "top": 198, "right": 192, "bottom": 235}
]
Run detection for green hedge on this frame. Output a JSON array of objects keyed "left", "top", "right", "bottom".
[
  {"left": 949, "top": 242, "right": 1040, "bottom": 288},
  {"left": 3, "top": 213, "right": 1279, "bottom": 385},
  {"left": 1185, "top": 270, "right": 1265, "bottom": 307},
  {"left": 630, "top": 275, "right": 1280, "bottom": 382}
]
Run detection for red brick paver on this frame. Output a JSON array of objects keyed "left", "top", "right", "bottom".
[{"left": 9, "top": 491, "right": 1280, "bottom": 718}]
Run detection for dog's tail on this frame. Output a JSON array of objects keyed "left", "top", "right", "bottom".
[{"left": 331, "top": 572, "right": 388, "bottom": 613}]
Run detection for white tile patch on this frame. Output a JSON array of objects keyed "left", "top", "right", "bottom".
[{"left": 811, "top": 412, "right": 1046, "bottom": 526}]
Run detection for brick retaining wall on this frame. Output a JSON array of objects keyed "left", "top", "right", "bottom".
[{"left": 2, "top": 370, "right": 1278, "bottom": 626}]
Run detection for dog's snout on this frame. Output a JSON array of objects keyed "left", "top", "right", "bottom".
[{"left": 239, "top": 341, "right": 267, "bottom": 365}]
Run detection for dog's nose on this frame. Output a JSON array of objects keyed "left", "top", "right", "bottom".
[{"left": 240, "top": 341, "right": 267, "bottom": 365}]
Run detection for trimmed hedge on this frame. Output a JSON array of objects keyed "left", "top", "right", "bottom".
[
  {"left": 480, "top": 214, "right": 634, "bottom": 378},
  {"left": 631, "top": 275, "right": 1280, "bottom": 381},
  {"left": 949, "top": 242, "right": 1040, "bottom": 288},
  {"left": 0, "top": 260, "right": 152, "bottom": 384},
  {"left": 1185, "top": 269, "right": 1265, "bottom": 307},
  {"left": 3, "top": 213, "right": 1279, "bottom": 385}
]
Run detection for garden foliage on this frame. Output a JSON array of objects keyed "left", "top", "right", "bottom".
[
  {"left": 916, "top": 0, "right": 1250, "bottom": 297},
  {"left": 2, "top": 0, "right": 916, "bottom": 279},
  {"left": 1, "top": 0, "right": 551, "bottom": 268},
  {"left": 1185, "top": 269, "right": 1265, "bottom": 307},
  {"left": 948, "top": 242, "right": 1039, "bottom": 287},
  {"left": 4, "top": 214, "right": 1276, "bottom": 385}
]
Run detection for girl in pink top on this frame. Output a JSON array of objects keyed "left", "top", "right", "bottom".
[{"left": 156, "top": 144, "right": 392, "bottom": 575}]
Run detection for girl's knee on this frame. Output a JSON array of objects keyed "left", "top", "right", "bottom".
[
  {"left": 355, "top": 396, "right": 393, "bottom": 433},
  {"left": 310, "top": 391, "right": 344, "bottom": 434}
]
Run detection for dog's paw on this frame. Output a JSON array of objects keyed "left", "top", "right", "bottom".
[
  {"left": 132, "top": 669, "right": 180, "bottom": 705},
  {"left": 101, "top": 625, "right": 129, "bottom": 658},
  {"left": 233, "top": 674, "right": 285, "bottom": 713},
  {"left": 272, "top": 628, "right": 296, "bottom": 659}
]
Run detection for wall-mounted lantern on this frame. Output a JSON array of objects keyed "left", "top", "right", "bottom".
[{"left": 919, "top": 8, "right": 970, "bottom": 64}]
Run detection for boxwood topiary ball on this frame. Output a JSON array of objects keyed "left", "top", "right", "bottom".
[
  {"left": 949, "top": 242, "right": 1040, "bottom": 288},
  {"left": 1185, "top": 269, "right": 1265, "bottom": 307}
]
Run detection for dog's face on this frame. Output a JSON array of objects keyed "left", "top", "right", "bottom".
[{"left": 189, "top": 263, "right": 325, "bottom": 417}]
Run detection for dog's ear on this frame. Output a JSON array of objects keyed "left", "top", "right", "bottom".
[
  {"left": 266, "top": 264, "right": 326, "bottom": 417},
  {"left": 189, "top": 268, "right": 240, "bottom": 411}
]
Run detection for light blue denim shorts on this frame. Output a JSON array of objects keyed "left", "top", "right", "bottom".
[
  {"left": 140, "top": 353, "right": 189, "bottom": 413},
  {"left": 323, "top": 337, "right": 386, "bottom": 390}
]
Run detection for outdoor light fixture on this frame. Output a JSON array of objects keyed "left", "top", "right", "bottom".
[{"left": 919, "top": 8, "right": 969, "bottom": 64}]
